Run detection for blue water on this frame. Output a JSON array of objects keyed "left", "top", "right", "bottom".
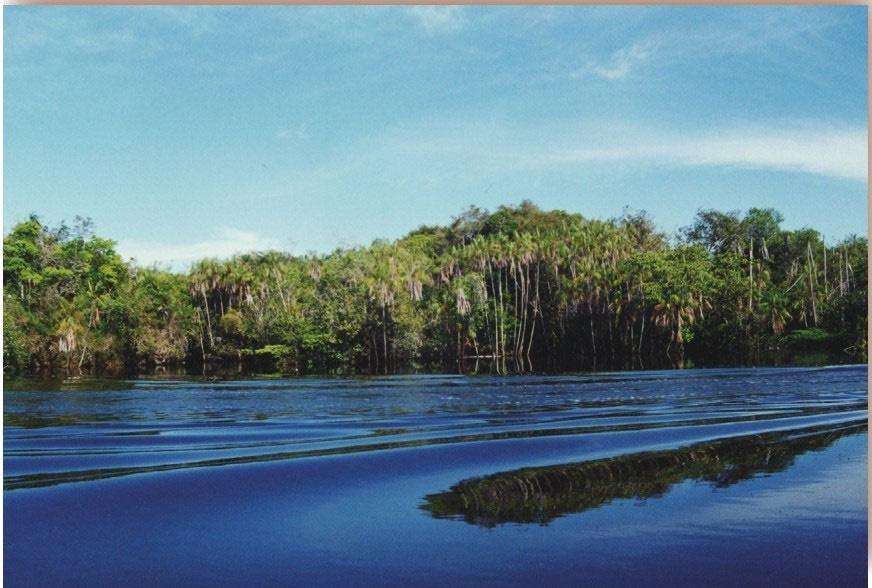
[{"left": 4, "top": 366, "right": 868, "bottom": 586}]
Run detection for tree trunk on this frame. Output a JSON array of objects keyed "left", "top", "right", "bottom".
[
  {"left": 382, "top": 305, "right": 388, "bottom": 375},
  {"left": 201, "top": 287, "right": 215, "bottom": 348}
]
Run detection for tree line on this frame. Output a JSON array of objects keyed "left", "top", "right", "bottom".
[{"left": 4, "top": 202, "right": 867, "bottom": 376}]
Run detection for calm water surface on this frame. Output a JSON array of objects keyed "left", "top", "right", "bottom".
[{"left": 4, "top": 366, "right": 868, "bottom": 586}]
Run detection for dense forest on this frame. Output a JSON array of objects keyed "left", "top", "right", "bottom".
[{"left": 3, "top": 202, "right": 867, "bottom": 376}]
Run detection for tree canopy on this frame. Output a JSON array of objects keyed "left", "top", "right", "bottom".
[{"left": 4, "top": 202, "right": 866, "bottom": 376}]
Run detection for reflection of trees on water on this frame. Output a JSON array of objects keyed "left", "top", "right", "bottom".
[{"left": 422, "top": 422, "right": 866, "bottom": 527}]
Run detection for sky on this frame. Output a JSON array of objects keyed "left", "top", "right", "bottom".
[{"left": 4, "top": 6, "right": 868, "bottom": 269}]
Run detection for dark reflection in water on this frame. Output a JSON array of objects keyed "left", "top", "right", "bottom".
[
  {"left": 422, "top": 421, "right": 867, "bottom": 527},
  {"left": 4, "top": 413, "right": 123, "bottom": 429},
  {"left": 3, "top": 377, "right": 136, "bottom": 393}
]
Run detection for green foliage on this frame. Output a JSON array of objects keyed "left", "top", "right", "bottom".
[
  {"left": 219, "top": 309, "right": 244, "bottom": 338},
  {"left": 249, "top": 344, "right": 297, "bottom": 373},
  {"left": 4, "top": 203, "right": 867, "bottom": 375},
  {"left": 785, "top": 328, "right": 831, "bottom": 344},
  {"left": 3, "top": 295, "right": 32, "bottom": 373},
  {"left": 792, "top": 352, "right": 832, "bottom": 366}
]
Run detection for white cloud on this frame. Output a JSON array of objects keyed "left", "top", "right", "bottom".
[
  {"left": 550, "top": 126, "right": 868, "bottom": 181},
  {"left": 142, "top": 6, "right": 227, "bottom": 36},
  {"left": 343, "top": 118, "right": 866, "bottom": 182},
  {"left": 70, "top": 30, "right": 136, "bottom": 54},
  {"left": 571, "top": 10, "right": 844, "bottom": 84},
  {"left": 117, "top": 227, "right": 282, "bottom": 270},
  {"left": 405, "top": 6, "right": 465, "bottom": 34},
  {"left": 276, "top": 123, "right": 310, "bottom": 140},
  {"left": 582, "top": 41, "right": 655, "bottom": 81}
]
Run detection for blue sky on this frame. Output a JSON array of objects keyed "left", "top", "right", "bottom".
[{"left": 4, "top": 6, "right": 868, "bottom": 269}]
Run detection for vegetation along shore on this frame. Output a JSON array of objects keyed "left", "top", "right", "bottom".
[{"left": 4, "top": 202, "right": 866, "bottom": 376}]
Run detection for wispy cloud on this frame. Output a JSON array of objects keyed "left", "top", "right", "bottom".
[
  {"left": 405, "top": 6, "right": 466, "bottom": 34},
  {"left": 117, "top": 227, "right": 282, "bottom": 270},
  {"left": 581, "top": 41, "right": 656, "bottom": 81},
  {"left": 312, "top": 118, "right": 867, "bottom": 183},
  {"left": 142, "top": 6, "right": 228, "bottom": 37},
  {"left": 6, "top": 6, "right": 228, "bottom": 58},
  {"left": 550, "top": 126, "right": 867, "bottom": 181},
  {"left": 276, "top": 123, "right": 310, "bottom": 140},
  {"left": 572, "top": 9, "right": 845, "bottom": 83}
]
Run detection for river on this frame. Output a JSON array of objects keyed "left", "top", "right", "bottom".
[{"left": 4, "top": 365, "right": 867, "bottom": 586}]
